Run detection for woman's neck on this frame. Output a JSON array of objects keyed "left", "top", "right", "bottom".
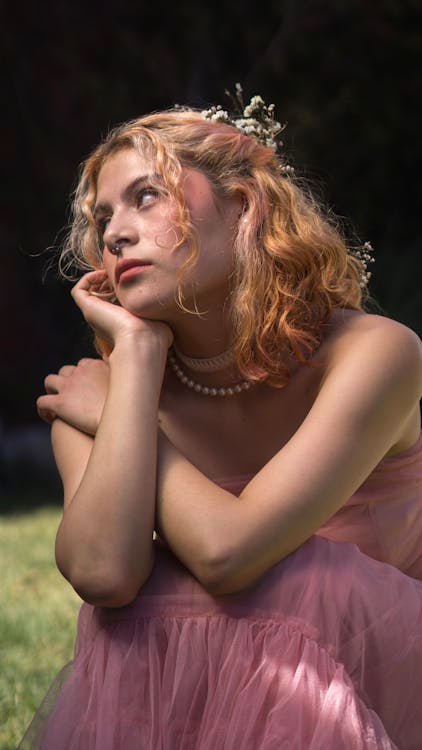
[{"left": 169, "top": 305, "right": 233, "bottom": 361}]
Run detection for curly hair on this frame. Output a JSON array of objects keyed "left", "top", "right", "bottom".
[{"left": 62, "top": 109, "right": 366, "bottom": 386}]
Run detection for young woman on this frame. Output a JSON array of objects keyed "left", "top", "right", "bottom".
[{"left": 24, "top": 97, "right": 422, "bottom": 749}]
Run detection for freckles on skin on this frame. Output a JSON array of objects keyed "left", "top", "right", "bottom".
[{"left": 95, "top": 150, "right": 242, "bottom": 317}]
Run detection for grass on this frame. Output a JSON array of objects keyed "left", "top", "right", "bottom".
[{"left": 0, "top": 508, "right": 80, "bottom": 750}]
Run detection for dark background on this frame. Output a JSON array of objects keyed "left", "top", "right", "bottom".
[{"left": 1, "top": 0, "right": 421, "bottom": 504}]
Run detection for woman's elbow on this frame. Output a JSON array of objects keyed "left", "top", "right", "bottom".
[
  {"left": 58, "top": 558, "right": 155, "bottom": 608},
  {"left": 75, "top": 580, "right": 142, "bottom": 608},
  {"left": 195, "top": 543, "right": 286, "bottom": 596},
  {"left": 195, "top": 552, "right": 254, "bottom": 596}
]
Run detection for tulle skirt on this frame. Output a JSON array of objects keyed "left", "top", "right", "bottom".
[{"left": 18, "top": 536, "right": 422, "bottom": 749}]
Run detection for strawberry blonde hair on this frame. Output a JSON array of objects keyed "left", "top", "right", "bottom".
[{"left": 62, "top": 109, "right": 366, "bottom": 386}]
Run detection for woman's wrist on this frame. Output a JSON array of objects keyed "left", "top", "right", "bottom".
[
  {"left": 109, "top": 329, "right": 170, "bottom": 369},
  {"left": 107, "top": 332, "right": 169, "bottom": 408}
]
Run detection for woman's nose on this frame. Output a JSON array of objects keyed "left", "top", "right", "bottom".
[{"left": 103, "top": 212, "right": 138, "bottom": 255}]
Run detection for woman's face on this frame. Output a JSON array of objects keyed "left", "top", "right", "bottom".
[{"left": 95, "top": 148, "right": 242, "bottom": 321}]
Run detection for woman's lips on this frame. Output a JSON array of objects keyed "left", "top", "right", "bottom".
[{"left": 115, "top": 260, "right": 153, "bottom": 284}]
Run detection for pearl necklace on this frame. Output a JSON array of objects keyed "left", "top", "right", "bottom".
[{"left": 168, "top": 350, "right": 253, "bottom": 397}]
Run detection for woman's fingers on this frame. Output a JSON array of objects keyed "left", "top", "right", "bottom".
[
  {"left": 38, "top": 357, "right": 110, "bottom": 435},
  {"left": 58, "top": 364, "right": 76, "bottom": 377},
  {"left": 71, "top": 270, "right": 111, "bottom": 315},
  {"left": 44, "top": 373, "right": 63, "bottom": 394},
  {"left": 72, "top": 269, "right": 108, "bottom": 295},
  {"left": 45, "top": 365, "right": 78, "bottom": 393},
  {"left": 36, "top": 394, "right": 57, "bottom": 424}
]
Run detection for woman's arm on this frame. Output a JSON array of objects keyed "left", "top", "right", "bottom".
[
  {"left": 155, "top": 317, "right": 422, "bottom": 594},
  {"left": 51, "top": 271, "right": 172, "bottom": 608}
]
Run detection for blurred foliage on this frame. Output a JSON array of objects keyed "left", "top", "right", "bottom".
[{"left": 0, "top": 0, "right": 421, "bottom": 429}]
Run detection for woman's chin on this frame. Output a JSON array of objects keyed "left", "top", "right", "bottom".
[{"left": 117, "top": 295, "right": 173, "bottom": 322}]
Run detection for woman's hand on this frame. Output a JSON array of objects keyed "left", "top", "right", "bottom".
[
  {"left": 71, "top": 270, "right": 173, "bottom": 351},
  {"left": 37, "top": 358, "right": 109, "bottom": 435},
  {"left": 37, "top": 270, "right": 173, "bottom": 434}
]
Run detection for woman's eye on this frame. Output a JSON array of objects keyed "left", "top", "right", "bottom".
[{"left": 136, "top": 188, "right": 159, "bottom": 208}]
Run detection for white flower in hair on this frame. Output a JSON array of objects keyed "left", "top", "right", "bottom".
[
  {"left": 201, "top": 84, "right": 292, "bottom": 171},
  {"left": 352, "top": 241, "right": 376, "bottom": 288}
]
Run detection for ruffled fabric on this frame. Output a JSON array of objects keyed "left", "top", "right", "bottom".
[{"left": 20, "top": 536, "right": 422, "bottom": 749}]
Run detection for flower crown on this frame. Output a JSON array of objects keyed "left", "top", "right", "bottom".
[
  {"left": 199, "top": 84, "right": 374, "bottom": 290},
  {"left": 201, "top": 83, "right": 294, "bottom": 176}
]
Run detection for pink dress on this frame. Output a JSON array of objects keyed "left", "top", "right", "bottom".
[{"left": 19, "top": 435, "right": 422, "bottom": 750}]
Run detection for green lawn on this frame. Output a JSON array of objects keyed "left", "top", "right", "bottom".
[{"left": 0, "top": 508, "right": 80, "bottom": 750}]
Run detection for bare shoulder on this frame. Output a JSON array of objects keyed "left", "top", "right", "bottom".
[
  {"left": 316, "top": 310, "right": 421, "bottom": 455},
  {"left": 327, "top": 307, "right": 420, "bottom": 341},
  {"left": 323, "top": 310, "right": 422, "bottom": 377}
]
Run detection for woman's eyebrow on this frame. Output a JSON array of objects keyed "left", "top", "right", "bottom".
[{"left": 93, "top": 173, "right": 163, "bottom": 219}]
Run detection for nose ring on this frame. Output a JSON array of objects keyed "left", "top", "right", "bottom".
[{"left": 110, "top": 241, "right": 122, "bottom": 256}]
